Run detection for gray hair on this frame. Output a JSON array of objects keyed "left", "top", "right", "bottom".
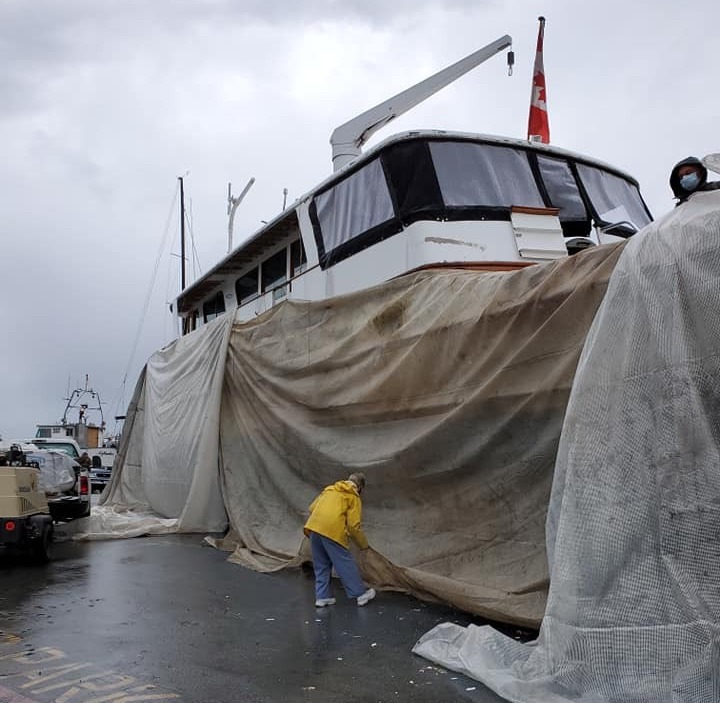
[{"left": 348, "top": 472, "right": 367, "bottom": 491}]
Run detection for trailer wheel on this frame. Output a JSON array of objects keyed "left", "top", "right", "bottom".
[{"left": 32, "top": 525, "right": 53, "bottom": 563}]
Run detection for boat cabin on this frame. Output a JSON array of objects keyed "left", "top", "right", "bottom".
[
  {"left": 34, "top": 383, "right": 109, "bottom": 451},
  {"left": 175, "top": 130, "right": 651, "bottom": 335},
  {"left": 35, "top": 422, "right": 103, "bottom": 449}
]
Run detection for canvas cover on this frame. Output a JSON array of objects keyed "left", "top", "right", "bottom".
[
  {"left": 413, "top": 190, "right": 720, "bottom": 700},
  {"left": 87, "top": 241, "right": 623, "bottom": 626}
]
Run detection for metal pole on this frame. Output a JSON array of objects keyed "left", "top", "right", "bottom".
[
  {"left": 179, "top": 176, "right": 186, "bottom": 291},
  {"left": 227, "top": 177, "right": 256, "bottom": 253}
]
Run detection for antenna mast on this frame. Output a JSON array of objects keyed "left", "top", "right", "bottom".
[{"left": 179, "top": 176, "right": 186, "bottom": 291}]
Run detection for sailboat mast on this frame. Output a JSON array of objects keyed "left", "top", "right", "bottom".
[{"left": 179, "top": 176, "right": 186, "bottom": 291}]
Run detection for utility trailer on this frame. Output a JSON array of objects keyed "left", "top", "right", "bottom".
[
  {"left": 0, "top": 461, "right": 54, "bottom": 562},
  {"left": 0, "top": 443, "right": 91, "bottom": 562}
]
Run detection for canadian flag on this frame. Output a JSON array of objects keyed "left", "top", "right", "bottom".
[{"left": 527, "top": 16, "right": 550, "bottom": 143}]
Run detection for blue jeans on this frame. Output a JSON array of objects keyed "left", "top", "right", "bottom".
[{"left": 309, "top": 532, "right": 366, "bottom": 600}]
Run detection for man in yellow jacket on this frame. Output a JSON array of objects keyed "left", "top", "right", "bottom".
[{"left": 304, "top": 472, "right": 376, "bottom": 607}]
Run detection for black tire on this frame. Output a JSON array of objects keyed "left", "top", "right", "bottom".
[{"left": 32, "top": 525, "right": 53, "bottom": 563}]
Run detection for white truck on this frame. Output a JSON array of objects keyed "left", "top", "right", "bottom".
[{"left": 31, "top": 437, "right": 116, "bottom": 493}]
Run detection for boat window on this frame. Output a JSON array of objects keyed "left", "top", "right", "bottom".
[
  {"left": 382, "top": 139, "right": 443, "bottom": 219},
  {"left": 536, "top": 156, "right": 588, "bottom": 221},
  {"left": 314, "top": 157, "right": 395, "bottom": 258},
  {"left": 576, "top": 164, "right": 652, "bottom": 231},
  {"left": 36, "top": 428, "right": 51, "bottom": 438},
  {"left": 290, "top": 239, "right": 307, "bottom": 276},
  {"left": 262, "top": 249, "right": 287, "bottom": 292},
  {"left": 536, "top": 155, "right": 591, "bottom": 237},
  {"left": 429, "top": 142, "right": 545, "bottom": 208},
  {"left": 235, "top": 268, "right": 259, "bottom": 304},
  {"left": 184, "top": 310, "right": 199, "bottom": 334},
  {"left": 203, "top": 291, "right": 226, "bottom": 323}
]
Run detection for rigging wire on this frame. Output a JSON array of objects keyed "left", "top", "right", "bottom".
[
  {"left": 164, "top": 240, "right": 178, "bottom": 341},
  {"left": 111, "top": 181, "right": 180, "bottom": 422},
  {"left": 190, "top": 232, "right": 202, "bottom": 280},
  {"left": 183, "top": 194, "right": 203, "bottom": 279}
]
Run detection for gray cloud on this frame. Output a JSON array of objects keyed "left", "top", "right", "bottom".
[{"left": 1, "top": 0, "right": 719, "bottom": 439}]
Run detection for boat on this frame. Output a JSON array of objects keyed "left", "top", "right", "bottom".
[
  {"left": 33, "top": 377, "right": 118, "bottom": 492},
  {"left": 173, "top": 34, "right": 651, "bottom": 335},
  {"left": 98, "top": 32, "right": 654, "bottom": 626}
]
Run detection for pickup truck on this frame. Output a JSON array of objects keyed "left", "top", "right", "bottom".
[
  {"left": 29, "top": 438, "right": 114, "bottom": 493},
  {"left": 25, "top": 449, "right": 91, "bottom": 521}
]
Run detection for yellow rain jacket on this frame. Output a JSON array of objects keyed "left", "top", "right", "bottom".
[{"left": 304, "top": 480, "right": 369, "bottom": 549}]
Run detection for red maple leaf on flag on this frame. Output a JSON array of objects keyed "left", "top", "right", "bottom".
[{"left": 527, "top": 18, "right": 550, "bottom": 143}]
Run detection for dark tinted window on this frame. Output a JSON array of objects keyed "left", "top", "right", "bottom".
[
  {"left": 537, "top": 155, "right": 587, "bottom": 221},
  {"left": 203, "top": 291, "right": 226, "bottom": 323},
  {"left": 235, "top": 269, "right": 259, "bottom": 304},
  {"left": 262, "top": 249, "right": 287, "bottom": 292},
  {"left": 383, "top": 140, "right": 443, "bottom": 218}
]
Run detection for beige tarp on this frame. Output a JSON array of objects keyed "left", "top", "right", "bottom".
[{"left": 94, "top": 242, "right": 624, "bottom": 627}]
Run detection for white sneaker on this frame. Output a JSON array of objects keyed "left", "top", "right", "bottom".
[
  {"left": 357, "top": 588, "right": 376, "bottom": 606},
  {"left": 315, "top": 598, "right": 336, "bottom": 607}
]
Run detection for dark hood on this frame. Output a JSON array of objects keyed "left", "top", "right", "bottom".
[{"left": 670, "top": 156, "right": 707, "bottom": 199}]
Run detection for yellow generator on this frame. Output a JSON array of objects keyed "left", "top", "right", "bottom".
[{"left": 0, "top": 462, "right": 54, "bottom": 562}]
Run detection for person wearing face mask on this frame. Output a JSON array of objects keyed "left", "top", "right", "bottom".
[{"left": 669, "top": 156, "right": 720, "bottom": 206}]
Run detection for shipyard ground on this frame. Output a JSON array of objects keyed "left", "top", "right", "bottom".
[{"left": 0, "top": 533, "right": 531, "bottom": 703}]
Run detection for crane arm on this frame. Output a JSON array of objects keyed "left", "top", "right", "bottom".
[{"left": 330, "top": 35, "right": 512, "bottom": 171}]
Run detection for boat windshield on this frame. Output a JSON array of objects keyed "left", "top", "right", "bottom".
[
  {"left": 575, "top": 163, "right": 651, "bottom": 232},
  {"left": 310, "top": 137, "right": 652, "bottom": 268}
]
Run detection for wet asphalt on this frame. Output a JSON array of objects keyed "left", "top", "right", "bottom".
[{"left": 0, "top": 534, "right": 526, "bottom": 703}]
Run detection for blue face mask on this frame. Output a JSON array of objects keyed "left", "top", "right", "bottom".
[{"left": 680, "top": 172, "right": 701, "bottom": 191}]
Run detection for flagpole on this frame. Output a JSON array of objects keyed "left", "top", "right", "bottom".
[{"left": 527, "top": 16, "right": 550, "bottom": 144}]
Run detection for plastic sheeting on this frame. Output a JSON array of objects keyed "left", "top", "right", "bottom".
[
  {"left": 77, "top": 504, "right": 179, "bottom": 540},
  {"left": 26, "top": 450, "right": 77, "bottom": 493},
  {"left": 413, "top": 190, "right": 720, "bottom": 700},
  {"left": 89, "top": 241, "right": 623, "bottom": 625}
]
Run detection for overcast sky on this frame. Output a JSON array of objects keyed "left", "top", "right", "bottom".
[{"left": 1, "top": 0, "right": 718, "bottom": 440}]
